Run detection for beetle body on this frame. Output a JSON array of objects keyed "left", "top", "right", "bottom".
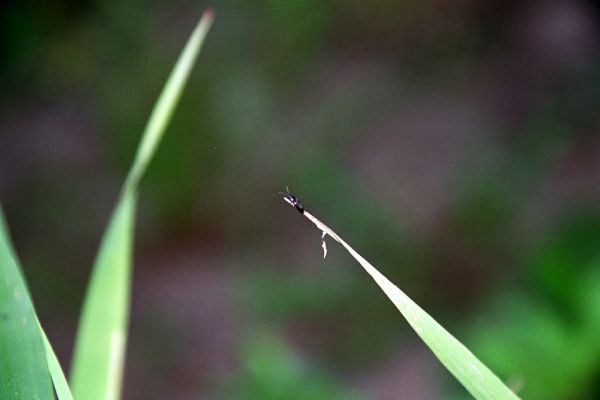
[{"left": 283, "top": 193, "right": 304, "bottom": 214}]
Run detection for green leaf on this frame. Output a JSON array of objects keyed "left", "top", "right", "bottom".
[
  {"left": 0, "top": 204, "right": 74, "bottom": 399},
  {"left": 124, "top": 8, "right": 215, "bottom": 192},
  {"left": 297, "top": 209, "right": 520, "bottom": 400},
  {"left": 38, "top": 320, "right": 74, "bottom": 400},
  {"left": 0, "top": 208, "right": 54, "bottom": 400},
  {"left": 70, "top": 9, "right": 214, "bottom": 400},
  {"left": 341, "top": 242, "right": 520, "bottom": 399},
  {"left": 70, "top": 192, "right": 136, "bottom": 400}
]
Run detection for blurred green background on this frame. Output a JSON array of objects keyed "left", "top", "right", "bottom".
[{"left": 1, "top": 1, "right": 600, "bottom": 399}]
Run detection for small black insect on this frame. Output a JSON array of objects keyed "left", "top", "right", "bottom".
[{"left": 282, "top": 192, "right": 304, "bottom": 214}]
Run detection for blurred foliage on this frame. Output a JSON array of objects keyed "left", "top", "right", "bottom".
[
  {"left": 229, "top": 333, "right": 365, "bottom": 399},
  {"left": 468, "top": 208, "right": 600, "bottom": 399},
  {"left": 1, "top": 0, "right": 600, "bottom": 398}
]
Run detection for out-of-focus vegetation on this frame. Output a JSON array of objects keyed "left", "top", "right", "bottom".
[
  {"left": 68, "top": 12, "right": 212, "bottom": 400},
  {"left": 1, "top": 1, "right": 599, "bottom": 399}
]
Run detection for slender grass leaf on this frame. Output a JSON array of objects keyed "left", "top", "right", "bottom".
[
  {"left": 288, "top": 205, "right": 520, "bottom": 400},
  {"left": 70, "top": 10, "right": 214, "bottom": 400},
  {"left": 0, "top": 205, "right": 74, "bottom": 398},
  {"left": 0, "top": 208, "right": 54, "bottom": 400},
  {"left": 70, "top": 192, "right": 136, "bottom": 399},
  {"left": 37, "top": 319, "right": 74, "bottom": 400},
  {"left": 124, "top": 8, "right": 215, "bottom": 192}
]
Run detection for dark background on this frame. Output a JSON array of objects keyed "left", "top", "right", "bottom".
[{"left": 2, "top": 1, "right": 600, "bottom": 398}]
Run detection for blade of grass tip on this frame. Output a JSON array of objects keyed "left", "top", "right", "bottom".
[
  {"left": 37, "top": 319, "right": 74, "bottom": 400},
  {"left": 70, "top": 10, "right": 214, "bottom": 400},
  {"left": 124, "top": 8, "right": 215, "bottom": 192},
  {"left": 0, "top": 207, "right": 54, "bottom": 400},
  {"left": 298, "top": 207, "right": 520, "bottom": 400},
  {"left": 0, "top": 205, "right": 73, "bottom": 400}
]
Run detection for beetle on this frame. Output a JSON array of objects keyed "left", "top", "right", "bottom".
[{"left": 282, "top": 192, "right": 304, "bottom": 214}]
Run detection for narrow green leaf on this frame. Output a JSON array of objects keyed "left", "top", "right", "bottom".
[
  {"left": 124, "top": 8, "right": 215, "bottom": 192},
  {"left": 37, "top": 320, "right": 74, "bottom": 400},
  {"left": 295, "top": 208, "right": 520, "bottom": 400},
  {"left": 70, "top": 9, "right": 214, "bottom": 400},
  {"left": 70, "top": 191, "right": 136, "bottom": 400},
  {"left": 0, "top": 208, "right": 54, "bottom": 400},
  {"left": 340, "top": 243, "right": 519, "bottom": 399},
  {"left": 0, "top": 206, "right": 73, "bottom": 400}
]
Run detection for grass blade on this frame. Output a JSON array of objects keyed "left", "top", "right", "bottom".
[
  {"left": 0, "top": 211, "right": 73, "bottom": 400},
  {"left": 70, "top": 192, "right": 136, "bottom": 399},
  {"left": 0, "top": 208, "right": 54, "bottom": 400},
  {"left": 37, "top": 320, "right": 74, "bottom": 400},
  {"left": 124, "top": 8, "right": 215, "bottom": 192},
  {"left": 70, "top": 10, "right": 214, "bottom": 400},
  {"left": 287, "top": 203, "right": 520, "bottom": 400}
]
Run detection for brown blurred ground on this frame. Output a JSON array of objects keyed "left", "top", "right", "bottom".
[{"left": 1, "top": 1, "right": 600, "bottom": 399}]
